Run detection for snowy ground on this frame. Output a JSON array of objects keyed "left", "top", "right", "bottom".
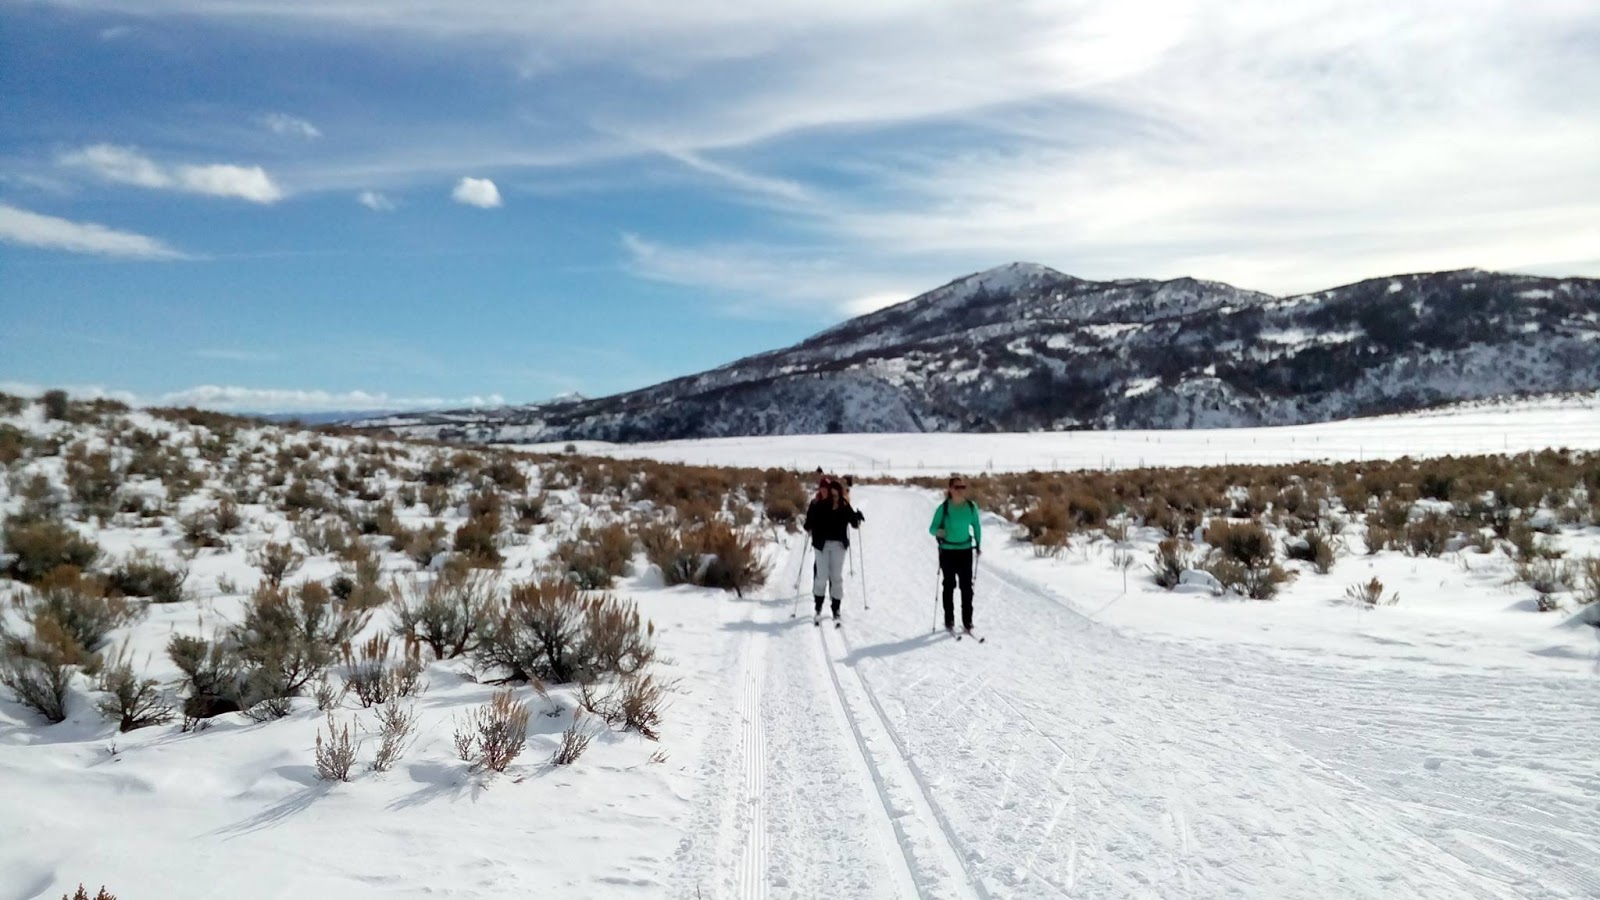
[
  {"left": 668, "top": 487, "right": 1600, "bottom": 899},
  {"left": 4, "top": 401, "right": 1599, "bottom": 899},
  {"left": 529, "top": 391, "right": 1600, "bottom": 476}
]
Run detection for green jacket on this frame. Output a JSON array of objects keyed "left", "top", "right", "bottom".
[{"left": 929, "top": 498, "right": 982, "bottom": 551}]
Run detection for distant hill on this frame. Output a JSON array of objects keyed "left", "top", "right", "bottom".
[{"left": 355, "top": 264, "right": 1600, "bottom": 442}]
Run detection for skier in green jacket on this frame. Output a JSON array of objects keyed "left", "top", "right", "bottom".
[{"left": 929, "top": 475, "right": 982, "bottom": 634}]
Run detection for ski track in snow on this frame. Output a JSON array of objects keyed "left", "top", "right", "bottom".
[{"left": 690, "top": 486, "right": 1600, "bottom": 899}]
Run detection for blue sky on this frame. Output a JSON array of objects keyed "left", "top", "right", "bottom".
[{"left": 3, "top": 1, "right": 1598, "bottom": 412}]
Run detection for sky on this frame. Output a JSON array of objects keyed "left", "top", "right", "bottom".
[{"left": 2, "top": 0, "right": 1598, "bottom": 413}]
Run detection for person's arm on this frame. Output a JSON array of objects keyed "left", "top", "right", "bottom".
[
  {"left": 803, "top": 500, "right": 816, "bottom": 533},
  {"left": 972, "top": 503, "right": 983, "bottom": 554},
  {"left": 929, "top": 505, "right": 944, "bottom": 540}
]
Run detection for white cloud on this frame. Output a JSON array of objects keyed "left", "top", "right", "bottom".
[
  {"left": 59, "top": 144, "right": 284, "bottom": 204},
  {"left": 0, "top": 202, "right": 185, "bottom": 259},
  {"left": 451, "top": 177, "right": 502, "bottom": 208},
  {"left": 32, "top": 1, "right": 1600, "bottom": 293},
  {"left": 0, "top": 381, "right": 140, "bottom": 406},
  {"left": 357, "top": 190, "right": 396, "bottom": 211},
  {"left": 156, "top": 385, "right": 506, "bottom": 413},
  {"left": 260, "top": 112, "right": 321, "bottom": 139}
]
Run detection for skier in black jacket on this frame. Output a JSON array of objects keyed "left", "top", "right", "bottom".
[{"left": 803, "top": 477, "right": 864, "bottom": 624}]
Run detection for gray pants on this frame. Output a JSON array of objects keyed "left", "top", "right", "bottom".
[{"left": 812, "top": 541, "right": 847, "bottom": 613}]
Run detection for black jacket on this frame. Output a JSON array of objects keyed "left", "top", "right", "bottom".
[{"left": 804, "top": 498, "right": 864, "bottom": 549}]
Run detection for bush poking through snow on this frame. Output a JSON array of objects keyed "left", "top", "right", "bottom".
[
  {"left": 232, "top": 581, "right": 370, "bottom": 701},
  {"left": 1579, "top": 557, "right": 1600, "bottom": 606},
  {"left": 1520, "top": 560, "right": 1575, "bottom": 612},
  {"left": 26, "top": 569, "right": 142, "bottom": 657},
  {"left": 477, "top": 579, "right": 657, "bottom": 684},
  {"left": 1345, "top": 577, "right": 1398, "bottom": 607},
  {"left": 340, "top": 634, "right": 425, "bottom": 708},
  {"left": 1202, "top": 519, "right": 1291, "bottom": 600},
  {"left": 2, "top": 517, "right": 101, "bottom": 584},
  {"left": 1151, "top": 538, "right": 1193, "bottom": 589},
  {"left": 453, "top": 508, "right": 504, "bottom": 568},
  {"left": 0, "top": 655, "right": 72, "bottom": 723},
  {"left": 369, "top": 703, "right": 418, "bottom": 773},
  {"left": 167, "top": 635, "right": 245, "bottom": 718},
  {"left": 96, "top": 650, "right": 174, "bottom": 731},
  {"left": 1404, "top": 514, "right": 1454, "bottom": 558},
  {"left": 552, "top": 711, "right": 592, "bottom": 765},
  {"left": 456, "top": 688, "right": 530, "bottom": 773},
  {"left": 251, "top": 541, "right": 305, "bottom": 588},
  {"left": 61, "top": 886, "right": 116, "bottom": 900},
  {"left": 315, "top": 712, "right": 359, "bottom": 782},
  {"left": 391, "top": 568, "right": 499, "bottom": 660},
  {"left": 643, "top": 521, "right": 767, "bottom": 595},
  {"left": 1285, "top": 527, "right": 1338, "bottom": 574},
  {"left": 556, "top": 523, "right": 633, "bottom": 589},
  {"left": 107, "top": 550, "right": 189, "bottom": 604},
  {"left": 579, "top": 672, "right": 669, "bottom": 740}
]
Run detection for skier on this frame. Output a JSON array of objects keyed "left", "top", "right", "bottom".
[
  {"left": 803, "top": 476, "right": 864, "bottom": 625},
  {"left": 929, "top": 475, "right": 982, "bottom": 636}
]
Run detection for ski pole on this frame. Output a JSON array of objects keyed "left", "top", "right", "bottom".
[
  {"left": 858, "top": 535, "right": 870, "bottom": 611},
  {"left": 931, "top": 550, "right": 941, "bottom": 634},
  {"left": 790, "top": 542, "right": 811, "bottom": 618}
]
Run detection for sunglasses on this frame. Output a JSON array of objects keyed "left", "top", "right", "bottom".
[{"left": 950, "top": 483, "right": 967, "bottom": 490}]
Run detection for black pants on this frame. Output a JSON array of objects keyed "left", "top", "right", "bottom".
[{"left": 939, "top": 547, "right": 974, "bottom": 629}]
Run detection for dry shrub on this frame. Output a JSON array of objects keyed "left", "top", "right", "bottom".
[
  {"left": 402, "top": 522, "right": 449, "bottom": 568},
  {"left": 294, "top": 517, "right": 351, "bottom": 556},
  {"left": 1403, "top": 514, "right": 1454, "bottom": 558},
  {"left": 556, "top": 523, "right": 634, "bottom": 589},
  {"left": 762, "top": 471, "right": 807, "bottom": 528},
  {"left": 64, "top": 449, "right": 122, "bottom": 519},
  {"left": 1521, "top": 560, "right": 1575, "bottom": 611},
  {"left": 25, "top": 570, "right": 142, "bottom": 659},
  {"left": 232, "top": 581, "right": 370, "bottom": 700},
  {"left": 0, "top": 655, "right": 73, "bottom": 723},
  {"left": 1579, "top": 557, "right": 1600, "bottom": 606},
  {"left": 455, "top": 688, "right": 530, "bottom": 773},
  {"left": 179, "top": 511, "right": 226, "bottom": 549},
  {"left": 454, "top": 511, "right": 503, "bottom": 567},
  {"left": 581, "top": 594, "right": 657, "bottom": 676},
  {"left": 482, "top": 457, "right": 528, "bottom": 493},
  {"left": 421, "top": 484, "right": 452, "bottom": 516},
  {"left": 281, "top": 479, "right": 325, "bottom": 514},
  {"left": 251, "top": 541, "right": 305, "bottom": 588},
  {"left": 1285, "top": 527, "right": 1338, "bottom": 574},
  {"left": 62, "top": 886, "right": 117, "bottom": 900},
  {"left": 644, "top": 521, "right": 766, "bottom": 595},
  {"left": 95, "top": 652, "right": 174, "bottom": 732},
  {"left": 1345, "top": 577, "right": 1398, "bottom": 607},
  {"left": 167, "top": 635, "right": 244, "bottom": 718},
  {"left": 1363, "top": 523, "right": 1395, "bottom": 555},
  {"left": 41, "top": 389, "right": 70, "bottom": 420},
  {"left": 1151, "top": 538, "right": 1193, "bottom": 589},
  {"left": 330, "top": 543, "right": 388, "bottom": 611},
  {"left": 1202, "top": 519, "right": 1290, "bottom": 599},
  {"left": 2, "top": 517, "right": 101, "bottom": 584},
  {"left": 315, "top": 712, "right": 359, "bottom": 782},
  {"left": 369, "top": 702, "right": 418, "bottom": 773},
  {"left": 477, "top": 578, "right": 656, "bottom": 684},
  {"left": 513, "top": 493, "right": 548, "bottom": 531},
  {"left": 552, "top": 711, "right": 592, "bottom": 765},
  {"left": 341, "top": 634, "right": 425, "bottom": 707},
  {"left": 580, "top": 672, "right": 669, "bottom": 740},
  {"left": 107, "top": 550, "right": 189, "bottom": 604},
  {"left": 391, "top": 568, "right": 499, "bottom": 660}
]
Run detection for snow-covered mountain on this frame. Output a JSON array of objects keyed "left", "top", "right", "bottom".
[{"left": 358, "top": 264, "right": 1600, "bottom": 442}]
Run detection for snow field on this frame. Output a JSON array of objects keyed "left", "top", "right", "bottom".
[{"left": 533, "top": 392, "right": 1600, "bottom": 477}]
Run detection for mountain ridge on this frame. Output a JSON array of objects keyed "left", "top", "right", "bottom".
[{"left": 354, "top": 264, "right": 1600, "bottom": 443}]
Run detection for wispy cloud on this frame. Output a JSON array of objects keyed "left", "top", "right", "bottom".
[
  {"left": 194, "top": 349, "right": 279, "bottom": 363},
  {"left": 621, "top": 232, "right": 914, "bottom": 318},
  {"left": 0, "top": 381, "right": 140, "bottom": 405},
  {"left": 451, "top": 177, "right": 502, "bottom": 208},
  {"left": 59, "top": 144, "right": 284, "bottom": 204},
  {"left": 0, "top": 202, "right": 185, "bottom": 259},
  {"left": 357, "top": 190, "right": 396, "bottom": 211},
  {"left": 259, "top": 112, "right": 321, "bottom": 140}
]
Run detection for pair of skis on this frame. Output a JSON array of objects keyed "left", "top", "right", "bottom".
[{"left": 946, "top": 627, "right": 986, "bottom": 644}]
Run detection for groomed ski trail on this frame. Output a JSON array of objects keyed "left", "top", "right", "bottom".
[{"left": 689, "top": 486, "right": 1599, "bottom": 899}]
